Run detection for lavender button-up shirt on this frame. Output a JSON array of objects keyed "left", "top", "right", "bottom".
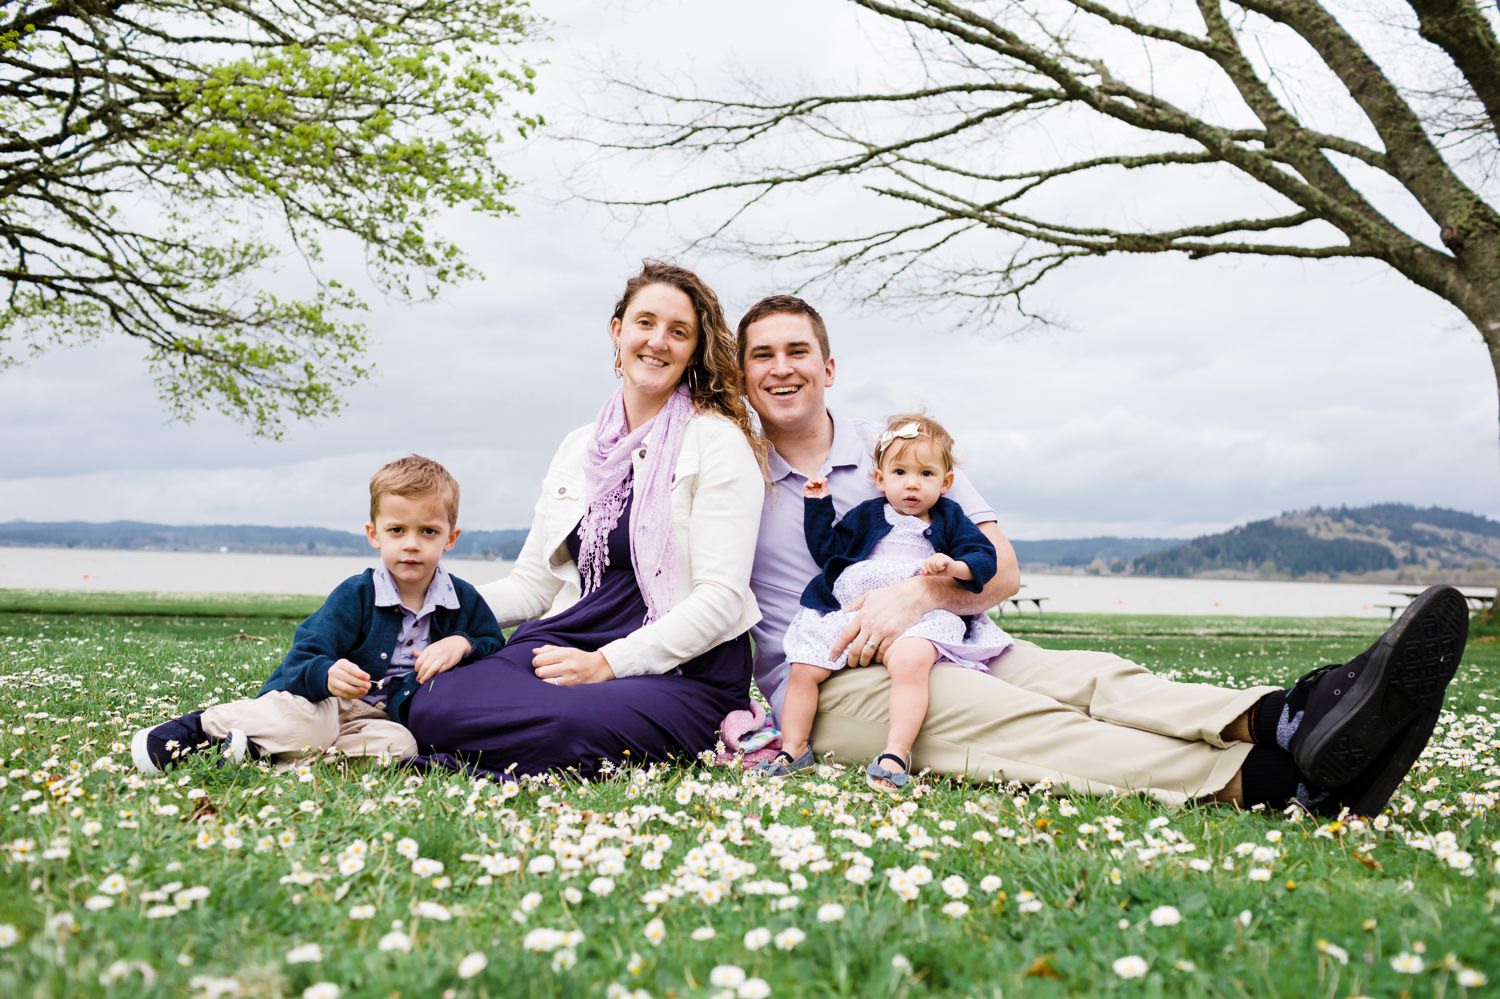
[
  {"left": 748, "top": 409, "right": 996, "bottom": 720},
  {"left": 363, "top": 563, "right": 461, "bottom": 707}
]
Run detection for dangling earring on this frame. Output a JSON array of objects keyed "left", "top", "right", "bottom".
[{"left": 612, "top": 342, "right": 622, "bottom": 379}]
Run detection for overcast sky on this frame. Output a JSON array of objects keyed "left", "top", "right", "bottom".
[{"left": 3, "top": 0, "right": 1497, "bottom": 540}]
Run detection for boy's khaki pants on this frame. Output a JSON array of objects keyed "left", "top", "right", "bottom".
[
  {"left": 201, "top": 691, "right": 417, "bottom": 761},
  {"left": 811, "top": 639, "right": 1280, "bottom": 806}
]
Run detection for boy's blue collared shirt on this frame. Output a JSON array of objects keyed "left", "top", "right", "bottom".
[
  {"left": 257, "top": 565, "right": 505, "bottom": 722},
  {"left": 362, "top": 564, "right": 462, "bottom": 708}
]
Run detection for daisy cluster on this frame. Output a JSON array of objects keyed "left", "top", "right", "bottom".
[{"left": 0, "top": 612, "right": 1495, "bottom": 996}]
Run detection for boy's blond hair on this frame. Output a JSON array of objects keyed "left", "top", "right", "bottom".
[
  {"left": 369, "top": 455, "right": 460, "bottom": 526},
  {"left": 874, "top": 412, "right": 959, "bottom": 472}
]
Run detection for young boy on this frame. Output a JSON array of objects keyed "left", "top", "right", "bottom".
[{"left": 131, "top": 455, "right": 505, "bottom": 772}]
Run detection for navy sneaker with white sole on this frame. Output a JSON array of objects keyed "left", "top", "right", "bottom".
[
  {"left": 1289, "top": 585, "right": 1467, "bottom": 790},
  {"left": 131, "top": 712, "right": 250, "bottom": 774}
]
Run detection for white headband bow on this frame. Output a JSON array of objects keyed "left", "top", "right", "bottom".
[{"left": 876, "top": 421, "right": 922, "bottom": 455}]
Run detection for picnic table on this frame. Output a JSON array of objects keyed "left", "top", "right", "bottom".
[
  {"left": 1380, "top": 587, "right": 1497, "bottom": 619},
  {"left": 996, "top": 585, "right": 1048, "bottom": 615}
]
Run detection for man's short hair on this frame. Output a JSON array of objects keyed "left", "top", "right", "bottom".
[
  {"left": 736, "top": 295, "right": 831, "bottom": 363},
  {"left": 369, "top": 455, "right": 460, "bottom": 526}
]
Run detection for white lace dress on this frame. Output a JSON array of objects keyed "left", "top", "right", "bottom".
[{"left": 782, "top": 504, "right": 1013, "bottom": 672}]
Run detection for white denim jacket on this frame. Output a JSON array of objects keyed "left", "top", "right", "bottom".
[{"left": 477, "top": 411, "right": 764, "bottom": 678}]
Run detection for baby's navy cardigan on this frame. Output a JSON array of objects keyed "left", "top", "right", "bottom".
[
  {"left": 257, "top": 568, "right": 505, "bottom": 722},
  {"left": 799, "top": 495, "right": 997, "bottom": 613}
]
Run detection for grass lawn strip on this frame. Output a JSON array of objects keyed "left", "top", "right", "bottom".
[{"left": 0, "top": 599, "right": 1494, "bottom": 996}]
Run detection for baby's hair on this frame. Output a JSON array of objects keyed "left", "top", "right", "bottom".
[
  {"left": 369, "top": 455, "right": 460, "bottom": 526},
  {"left": 875, "top": 412, "right": 958, "bottom": 472}
]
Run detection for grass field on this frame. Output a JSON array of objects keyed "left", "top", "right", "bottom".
[{"left": 0, "top": 592, "right": 1495, "bottom": 997}]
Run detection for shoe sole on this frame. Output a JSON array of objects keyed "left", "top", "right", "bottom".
[
  {"left": 130, "top": 727, "right": 163, "bottom": 775},
  {"left": 224, "top": 729, "right": 248, "bottom": 765},
  {"left": 1295, "top": 585, "right": 1467, "bottom": 788},
  {"left": 1317, "top": 707, "right": 1442, "bottom": 817}
]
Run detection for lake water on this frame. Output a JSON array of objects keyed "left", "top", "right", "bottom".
[{"left": 3, "top": 547, "right": 1491, "bottom": 617}]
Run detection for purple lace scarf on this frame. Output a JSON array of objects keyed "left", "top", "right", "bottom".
[{"left": 577, "top": 385, "right": 695, "bottom": 623}]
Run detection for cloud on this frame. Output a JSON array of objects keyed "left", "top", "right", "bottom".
[{"left": 4, "top": 0, "right": 1497, "bottom": 540}]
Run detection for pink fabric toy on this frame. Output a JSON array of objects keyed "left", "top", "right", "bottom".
[{"left": 717, "top": 699, "right": 782, "bottom": 769}]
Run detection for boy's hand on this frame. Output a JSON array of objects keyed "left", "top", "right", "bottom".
[
  {"left": 803, "top": 476, "right": 830, "bottom": 499},
  {"left": 327, "top": 659, "right": 372, "bottom": 699},
  {"left": 415, "top": 635, "right": 472, "bottom": 684}
]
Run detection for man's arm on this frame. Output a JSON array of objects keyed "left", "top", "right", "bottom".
[{"left": 831, "top": 521, "right": 1020, "bottom": 667}]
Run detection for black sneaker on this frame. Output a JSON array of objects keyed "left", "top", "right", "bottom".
[
  {"left": 1291, "top": 585, "right": 1467, "bottom": 789},
  {"left": 130, "top": 711, "right": 213, "bottom": 774},
  {"left": 1302, "top": 707, "right": 1442, "bottom": 817}
]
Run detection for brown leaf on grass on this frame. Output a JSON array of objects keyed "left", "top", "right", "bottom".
[
  {"left": 1353, "top": 850, "right": 1383, "bottom": 872},
  {"left": 1026, "top": 956, "right": 1060, "bottom": 979},
  {"left": 227, "top": 633, "right": 270, "bottom": 643},
  {"left": 188, "top": 797, "right": 219, "bottom": 822}
]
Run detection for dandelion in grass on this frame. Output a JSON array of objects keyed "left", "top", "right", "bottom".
[
  {"left": 411, "top": 901, "right": 451, "bottom": 921},
  {"left": 710, "top": 966, "right": 746, "bottom": 989},
  {"left": 456, "top": 953, "right": 487, "bottom": 980},
  {"left": 189, "top": 974, "right": 241, "bottom": 998},
  {"left": 774, "top": 927, "right": 805, "bottom": 950},
  {"left": 1317, "top": 940, "right": 1349, "bottom": 965},
  {"left": 1391, "top": 953, "right": 1425, "bottom": 974},
  {"left": 378, "top": 930, "right": 412, "bottom": 954},
  {"left": 285, "top": 943, "right": 323, "bottom": 964},
  {"left": 1113, "top": 955, "right": 1149, "bottom": 979},
  {"left": 1149, "top": 905, "right": 1181, "bottom": 927}
]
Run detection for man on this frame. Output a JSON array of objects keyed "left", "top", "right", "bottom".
[{"left": 738, "top": 294, "right": 1468, "bottom": 813}]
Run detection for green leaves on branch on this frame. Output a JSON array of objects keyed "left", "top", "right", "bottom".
[{"left": 1, "top": 0, "right": 540, "bottom": 436}]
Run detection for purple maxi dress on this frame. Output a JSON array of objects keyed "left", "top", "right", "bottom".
[{"left": 406, "top": 490, "right": 752, "bottom": 778}]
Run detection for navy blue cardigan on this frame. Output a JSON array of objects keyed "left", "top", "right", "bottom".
[
  {"left": 257, "top": 569, "right": 505, "bottom": 721},
  {"left": 800, "top": 495, "right": 996, "bottom": 613}
]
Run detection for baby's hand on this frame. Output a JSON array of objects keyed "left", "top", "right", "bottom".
[
  {"left": 415, "top": 635, "right": 473, "bottom": 684},
  {"left": 804, "top": 476, "right": 830, "bottom": 499},
  {"left": 919, "top": 553, "right": 953, "bottom": 577},
  {"left": 327, "top": 659, "right": 371, "bottom": 699}
]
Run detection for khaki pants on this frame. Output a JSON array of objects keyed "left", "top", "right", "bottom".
[
  {"left": 811, "top": 639, "right": 1280, "bottom": 806},
  {"left": 201, "top": 690, "right": 417, "bottom": 762}
]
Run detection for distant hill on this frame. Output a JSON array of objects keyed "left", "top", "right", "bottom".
[
  {"left": 1011, "top": 537, "right": 1181, "bottom": 570},
  {"left": 0, "top": 520, "right": 529, "bottom": 560},
  {"left": 1132, "top": 504, "right": 1500, "bottom": 582}
]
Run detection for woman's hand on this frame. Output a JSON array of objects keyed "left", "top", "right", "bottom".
[{"left": 532, "top": 646, "right": 615, "bottom": 686}]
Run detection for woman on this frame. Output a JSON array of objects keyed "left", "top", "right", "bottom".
[{"left": 406, "top": 261, "right": 766, "bottom": 778}]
